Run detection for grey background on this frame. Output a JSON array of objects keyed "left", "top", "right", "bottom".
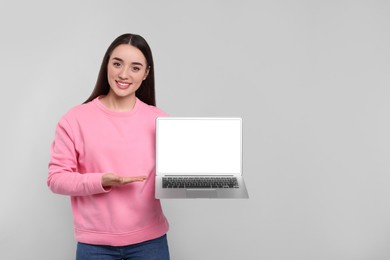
[{"left": 1, "top": 0, "right": 390, "bottom": 259}]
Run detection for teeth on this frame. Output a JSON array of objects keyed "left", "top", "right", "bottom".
[{"left": 118, "top": 82, "right": 130, "bottom": 86}]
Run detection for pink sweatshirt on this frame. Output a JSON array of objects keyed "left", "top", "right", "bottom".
[{"left": 48, "top": 97, "right": 169, "bottom": 246}]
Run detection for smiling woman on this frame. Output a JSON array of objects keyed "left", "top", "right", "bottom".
[
  {"left": 84, "top": 33, "right": 156, "bottom": 106},
  {"left": 101, "top": 44, "right": 150, "bottom": 111},
  {"left": 47, "top": 33, "right": 170, "bottom": 260}
]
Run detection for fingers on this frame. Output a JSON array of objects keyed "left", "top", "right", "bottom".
[
  {"left": 102, "top": 173, "right": 147, "bottom": 187},
  {"left": 119, "top": 176, "right": 147, "bottom": 184}
]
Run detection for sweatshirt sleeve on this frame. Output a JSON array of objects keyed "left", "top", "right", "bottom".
[{"left": 47, "top": 117, "right": 110, "bottom": 196}]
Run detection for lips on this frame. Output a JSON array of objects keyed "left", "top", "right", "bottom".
[{"left": 116, "top": 80, "right": 131, "bottom": 90}]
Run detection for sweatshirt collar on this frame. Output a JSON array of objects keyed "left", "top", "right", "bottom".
[{"left": 93, "top": 96, "right": 141, "bottom": 117}]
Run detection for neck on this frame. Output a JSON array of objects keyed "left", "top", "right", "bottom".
[{"left": 100, "top": 93, "right": 137, "bottom": 112}]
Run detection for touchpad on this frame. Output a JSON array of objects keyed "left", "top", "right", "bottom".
[{"left": 186, "top": 189, "right": 218, "bottom": 198}]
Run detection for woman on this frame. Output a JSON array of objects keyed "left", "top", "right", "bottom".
[{"left": 48, "top": 33, "right": 170, "bottom": 259}]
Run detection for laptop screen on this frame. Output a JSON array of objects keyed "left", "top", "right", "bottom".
[{"left": 156, "top": 118, "right": 242, "bottom": 175}]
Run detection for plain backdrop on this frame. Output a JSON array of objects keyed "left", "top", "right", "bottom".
[{"left": 1, "top": 0, "right": 390, "bottom": 259}]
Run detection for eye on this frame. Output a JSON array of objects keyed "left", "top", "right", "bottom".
[
  {"left": 112, "top": 62, "right": 122, "bottom": 68},
  {"left": 131, "top": 66, "right": 141, "bottom": 72}
]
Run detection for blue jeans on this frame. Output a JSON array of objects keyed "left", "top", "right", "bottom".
[{"left": 76, "top": 234, "right": 170, "bottom": 260}]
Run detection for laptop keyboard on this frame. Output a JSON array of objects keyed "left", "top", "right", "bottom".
[{"left": 162, "top": 177, "right": 239, "bottom": 189}]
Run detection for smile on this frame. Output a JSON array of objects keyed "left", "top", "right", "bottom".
[{"left": 116, "top": 81, "right": 131, "bottom": 90}]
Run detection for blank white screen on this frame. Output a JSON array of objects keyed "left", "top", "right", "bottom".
[{"left": 156, "top": 118, "right": 242, "bottom": 175}]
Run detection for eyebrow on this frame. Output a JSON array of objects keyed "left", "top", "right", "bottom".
[{"left": 111, "top": 57, "right": 144, "bottom": 66}]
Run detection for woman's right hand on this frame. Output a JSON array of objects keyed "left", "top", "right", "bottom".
[{"left": 101, "top": 173, "right": 147, "bottom": 188}]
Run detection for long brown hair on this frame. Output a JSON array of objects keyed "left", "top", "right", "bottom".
[{"left": 84, "top": 33, "right": 156, "bottom": 106}]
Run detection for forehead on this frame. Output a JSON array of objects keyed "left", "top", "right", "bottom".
[{"left": 110, "top": 44, "right": 146, "bottom": 64}]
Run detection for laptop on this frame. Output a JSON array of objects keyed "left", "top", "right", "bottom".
[{"left": 155, "top": 117, "right": 249, "bottom": 199}]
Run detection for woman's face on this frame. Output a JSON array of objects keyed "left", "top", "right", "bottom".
[{"left": 106, "top": 44, "right": 149, "bottom": 99}]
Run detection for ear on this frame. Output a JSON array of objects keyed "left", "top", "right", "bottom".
[{"left": 143, "top": 66, "right": 150, "bottom": 80}]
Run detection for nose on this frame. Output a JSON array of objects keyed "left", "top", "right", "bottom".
[{"left": 119, "top": 67, "right": 129, "bottom": 79}]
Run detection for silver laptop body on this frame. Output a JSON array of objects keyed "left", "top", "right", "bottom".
[{"left": 155, "top": 117, "right": 249, "bottom": 199}]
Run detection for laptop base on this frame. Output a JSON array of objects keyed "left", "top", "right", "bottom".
[{"left": 155, "top": 176, "right": 249, "bottom": 199}]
